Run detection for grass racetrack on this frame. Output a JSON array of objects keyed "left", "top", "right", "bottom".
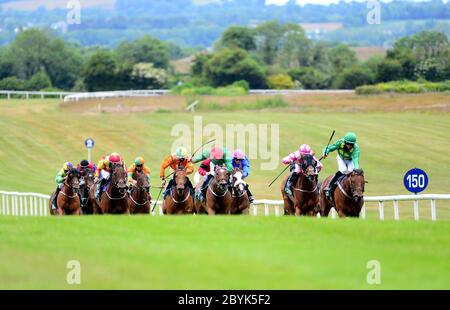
[
  {"left": 0, "top": 93, "right": 449, "bottom": 289},
  {"left": 1, "top": 216, "right": 449, "bottom": 289}
]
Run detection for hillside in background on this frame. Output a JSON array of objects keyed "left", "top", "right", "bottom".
[{"left": 0, "top": 0, "right": 449, "bottom": 48}]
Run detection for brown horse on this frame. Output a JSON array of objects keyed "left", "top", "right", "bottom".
[
  {"left": 281, "top": 154, "right": 320, "bottom": 216},
  {"left": 128, "top": 171, "right": 151, "bottom": 214},
  {"left": 80, "top": 168, "right": 95, "bottom": 214},
  {"left": 162, "top": 168, "right": 194, "bottom": 215},
  {"left": 49, "top": 169, "right": 81, "bottom": 215},
  {"left": 320, "top": 169, "right": 366, "bottom": 218},
  {"left": 230, "top": 168, "right": 250, "bottom": 215},
  {"left": 194, "top": 177, "right": 208, "bottom": 214},
  {"left": 90, "top": 164, "right": 129, "bottom": 214},
  {"left": 205, "top": 165, "right": 232, "bottom": 215}
]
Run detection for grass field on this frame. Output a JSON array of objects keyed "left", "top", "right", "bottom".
[
  {"left": 0, "top": 93, "right": 449, "bottom": 289},
  {"left": 0, "top": 216, "right": 449, "bottom": 289}
]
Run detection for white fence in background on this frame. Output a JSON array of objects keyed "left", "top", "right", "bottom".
[
  {"left": 1, "top": 190, "right": 448, "bottom": 221},
  {"left": 0, "top": 89, "right": 355, "bottom": 102},
  {"left": 0, "top": 90, "right": 73, "bottom": 100}
]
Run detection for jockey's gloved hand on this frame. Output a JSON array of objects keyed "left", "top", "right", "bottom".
[{"left": 161, "top": 178, "right": 166, "bottom": 186}]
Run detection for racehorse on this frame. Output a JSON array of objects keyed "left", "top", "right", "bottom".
[
  {"left": 90, "top": 164, "right": 129, "bottom": 214},
  {"left": 128, "top": 171, "right": 151, "bottom": 214},
  {"left": 49, "top": 169, "right": 81, "bottom": 215},
  {"left": 205, "top": 165, "right": 232, "bottom": 215},
  {"left": 281, "top": 154, "right": 320, "bottom": 216},
  {"left": 319, "top": 169, "right": 366, "bottom": 218},
  {"left": 230, "top": 168, "right": 250, "bottom": 215},
  {"left": 162, "top": 168, "right": 194, "bottom": 215},
  {"left": 80, "top": 168, "right": 95, "bottom": 214}
]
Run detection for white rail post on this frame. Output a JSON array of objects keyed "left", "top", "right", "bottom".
[
  {"left": 14, "top": 195, "right": 18, "bottom": 215},
  {"left": 252, "top": 204, "right": 258, "bottom": 216},
  {"left": 33, "top": 196, "right": 38, "bottom": 216},
  {"left": 39, "top": 197, "right": 43, "bottom": 216},
  {"left": 413, "top": 199, "right": 419, "bottom": 221},
  {"left": 6, "top": 194, "right": 10, "bottom": 215},
  {"left": 275, "top": 205, "right": 280, "bottom": 217},
  {"left": 7, "top": 91, "right": 10, "bottom": 100},
  {"left": 24, "top": 195, "right": 28, "bottom": 216},
  {"left": 264, "top": 203, "right": 269, "bottom": 216},
  {"left": 430, "top": 199, "right": 436, "bottom": 222},
  {"left": 0, "top": 193, "right": 3, "bottom": 215},
  {"left": 393, "top": 200, "right": 399, "bottom": 221},
  {"left": 159, "top": 203, "right": 163, "bottom": 216},
  {"left": 44, "top": 198, "right": 49, "bottom": 216},
  {"left": 378, "top": 201, "right": 384, "bottom": 220},
  {"left": 19, "top": 195, "right": 24, "bottom": 216}
]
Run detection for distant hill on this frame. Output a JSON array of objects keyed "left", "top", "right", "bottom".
[{"left": 0, "top": 0, "right": 449, "bottom": 48}]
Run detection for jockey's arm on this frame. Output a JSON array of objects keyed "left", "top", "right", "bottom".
[
  {"left": 185, "top": 161, "right": 194, "bottom": 175},
  {"left": 224, "top": 158, "right": 233, "bottom": 172},
  {"left": 323, "top": 140, "right": 341, "bottom": 156},
  {"left": 242, "top": 159, "right": 250, "bottom": 178},
  {"left": 192, "top": 150, "right": 208, "bottom": 164},
  {"left": 160, "top": 155, "right": 173, "bottom": 179},
  {"left": 352, "top": 146, "right": 360, "bottom": 169},
  {"left": 55, "top": 169, "right": 65, "bottom": 185}
]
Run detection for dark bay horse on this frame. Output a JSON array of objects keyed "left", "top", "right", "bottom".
[
  {"left": 49, "top": 169, "right": 81, "bottom": 215},
  {"left": 162, "top": 168, "right": 194, "bottom": 215},
  {"left": 128, "top": 171, "right": 151, "bottom": 214},
  {"left": 80, "top": 168, "right": 95, "bottom": 214},
  {"left": 90, "top": 164, "right": 129, "bottom": 214},
  {"left": 205, "top": 166, "right": 232, "bottom": 215},
  {"left": 281, "top": 154, "right": 320, "bottom": 216},
  {"left": 320, "top": 169, "right": 366, "bottom": 218},
  {"left": 230, "top": 168, "right": 250, "bottom": 215}
]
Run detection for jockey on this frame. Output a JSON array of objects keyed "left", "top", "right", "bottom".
[
  {"left": 95, "top": 152, "right": 124, "bottom": 200},
  {"left": 160, "top": 147, "right": 194, "bottom": 199},
  {"left": 128, "top": 157, "right": 151, "bottom": 189},
  {"left": 282, "top": 144, "right": 323, "bottom": 197},
  {"left": 192, "top": 146, "right": 233, "bottom": 202},
  {"left": 322, "top": 132, "right": 360, "bottom": 199},
  {"left": 77, "top": 159, "right": 95, "bottom": 175},
  {"left": 52, "top": 162, "right": 74, "bottom": 210},
  {"left": 95, "top": 155, "right": 109, "bottom": 179},
  {"left": 232, "top": 149, "right": 254, "bottom": 203}
]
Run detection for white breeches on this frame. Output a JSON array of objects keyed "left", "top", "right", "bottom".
[{"left": 337, "top": 155, "right": 354, "bottom": 174}]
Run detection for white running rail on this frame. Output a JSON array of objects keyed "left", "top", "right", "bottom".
[{"left": 1, "top": 191, "right": 448, "bottom": 220}]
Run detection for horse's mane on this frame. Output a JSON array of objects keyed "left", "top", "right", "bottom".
[
  {"left": 68, "top": 168, "right": 80, "bottom": 177},
  {"left": 353, "top": 169, "right": 364, "bottom": 176}
]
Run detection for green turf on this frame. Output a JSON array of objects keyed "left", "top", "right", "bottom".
[
  {"left": 0, "top": 216, "right": 449, "bottom": 289},
  {"left": 1, "top": 99, "right": 449, "bottom": 200}
]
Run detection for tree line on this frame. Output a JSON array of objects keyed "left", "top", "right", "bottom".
[{"left": 0, "top": 24, "right": 448, "bottom": 92}]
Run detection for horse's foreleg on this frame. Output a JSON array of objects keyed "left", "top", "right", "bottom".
[{"left": 207, "top": 207, "right": 216, "bottom": 216}]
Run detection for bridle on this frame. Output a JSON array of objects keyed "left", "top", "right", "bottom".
[
  {"left": 209, "top": 167, "right": 229, "bottom": 197},
  {"left": 337, "top": 172, "right": 364, "bottom": 200},
  {"left": 60, "top": 173, "right": 79, "bottom": 198},
  {"left": 293, "top": 157, "right": 318, "bottom": 193}
]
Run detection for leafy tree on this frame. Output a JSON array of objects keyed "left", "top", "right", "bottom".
[
  {"left": 376, "top": 59, "right": 404, "bottom": 82},
  {"left": 288, "top": 67, "right": 331, "bottom": 89},
  {"left": 10, "top": 29, "right": 82, "bottom": 90},
  {"left": 254, "top": 21, "right": 286, "bottom": 65},
  {"left": 26, "top": 71, "right": 52, "bottom": 90},
  {"left": 204, "top": 48, "right": 266, "bottom": 88},
  {"left": 116, "top": 36, "right": 170, "bottom": 69},
  {"left": 328, "top": 45, "right": 357, "bottom": 73},
  {"left": 267, "top": 74, "right": 295, "bottom": 89},
  {"left": 0, "top": 77, "right": 25, "bottom": 90},
  {"left": 131, "top": 63, "right": 169, "bottom": 89},
  {"left": 82, "top": 50, "right": 118, "bottom": 91},
  {"left": 333, "top": 65, "right": 375, "bottom": 89},
  {"left": 219, "top": 26, "right": 256, "bottom": 51}
]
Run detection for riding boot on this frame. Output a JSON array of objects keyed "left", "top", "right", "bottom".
[
  {"left": 199, "top": 175, "right": 212, "bottom": 202},
  {"left": 285, "top": 171, "right": 298, "bottom": 197},
  {"left": 96, "top": 178, "right": 105, "bottom": 201},
  {"left": 325, "top": 171, "right": 343, "bottom": 199},
  {"left": 245, "top": 184, "right": 254, "bottom": 203},
  {"left": 163, "top": 179, "right": 174, "bottom": 199},
  {"left": 52, "top": 185, "right": 62, "bottom": 210}
]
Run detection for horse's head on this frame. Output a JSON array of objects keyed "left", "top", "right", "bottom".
[
  {"left": 174, "top": 168, "right": 187, "bottom": 196},
  {"left": 66, "top": 169, "right": 80, "bottom": 190},
  {"left": 111, "top": 164, "right": 127, "bottom": 195},
  {"left": 136, "top": 171, "right": 150, "bottom": 194},
  {"left": 349, "top": 169, "right": 365, "bottom": 202},
  {"left": 81, "top": 168, "right": 95, "bottom": 189},
  {"left": 301, "top": 154, "right": 318, "bottom": 182},
  {"left": 232, "top": 168, "right": 246, "bottom": 196},
  {"left": 214, "top": 165, "right": 229, "bottom": 193}
]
